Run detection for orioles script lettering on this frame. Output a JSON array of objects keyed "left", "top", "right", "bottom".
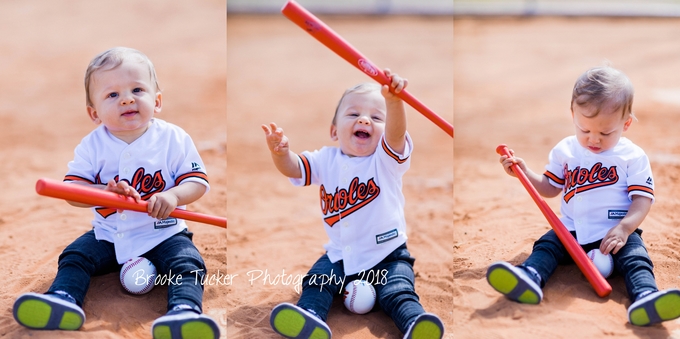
[
  {"left": 320, "top": 177, "right": 380, "bottom": 227},
  {"left": 563, "top": 162, "right": 618, "bottom": 203},
  {"left": 94, "top": 168, "right": 167, "bottom": 218},
  {"left": 129, "top": 168, "right": 166, "bottom": 198}
]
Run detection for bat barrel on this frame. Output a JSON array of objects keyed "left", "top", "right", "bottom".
[
  {"left": 281, "top": 0, "right": 453, "bottom": 138},
  {"left": 35, "top": 178, "right": 227, "bottom": 228},
  {"left": 496, "top": 145, "right": 611, "bottom": 297},
  {"left": 36, "top": 178, "right": 147, "bottom": 212}
]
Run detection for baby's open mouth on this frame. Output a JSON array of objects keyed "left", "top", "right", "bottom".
[{"left": 354, "top": 131, "right": 370, "bottom": 139}]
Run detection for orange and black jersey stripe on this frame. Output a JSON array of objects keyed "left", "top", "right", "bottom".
[
  {"left": 381, "top": 138, "right": 408, "bottom": 164},
  {"left": 298, "top": 154, "right": 311, "bottom": 186},
  {"left": 543, "top": 170, "right": 564, "bottom": 185},
  {"left": 63, "top": 175, "right": 94, "bottom": 184},
  {"left": 628, "top": 185, "right": 654, "bottom": 196},
  {"left": 175, "top": 172, "right": 209, "bottom": 186}
]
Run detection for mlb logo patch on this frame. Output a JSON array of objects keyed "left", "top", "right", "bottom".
[
  {"left": 608, "top": 210, "right": 628, "bottom": 219},
  {"left": 154, "top": 218, "right": 178, "bottom": 229},
  {"left": 376, "top": 229, "right": 398, "bottom": 244}
]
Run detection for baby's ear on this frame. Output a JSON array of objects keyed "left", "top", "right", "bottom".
[
  {"left": 623, "top": 117, "right": 633, "bottom": 131},
  {"left": 154, "top": 92, "right": 162, "bottom": 114},
  {"left": 330, "top": 124, "right": 338, "bottom": 141},
  {"left": 86, "top": 106, "right": 101, "bottom": 124}
]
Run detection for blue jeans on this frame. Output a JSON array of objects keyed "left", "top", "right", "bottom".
[
  {"left": 297, "top": 243, "right": 424, "bottom": 334},
  {"left": 47, "top": 229, "right": 207, "bottom": 313},
  {"left": 521, "top": 229, "right": 657, "bottom": 302}
]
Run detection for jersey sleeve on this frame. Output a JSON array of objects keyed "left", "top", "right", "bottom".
[
  {"left": 64, "top": 137, "right": 97, "bottom": 184},
  {"left": 376, "top": 132, "right": 413, "bottom": 176},
  {"left": 543, "top": 138, "right": 568, "bottom": 189},
  {"left": 172, "top": 130, "right": 210, "bottom": 192},
  {"left": 626, "top": 152, "right": 654, "bottom": 203},
  {"left": 290, "top": 149, "right": 323, "bottom": 187}
]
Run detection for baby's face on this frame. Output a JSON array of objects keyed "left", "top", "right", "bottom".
[
  {"left": 86, "top": 60, "right": 161, "bottom": 143},
  {"left": 331, "top": 90, "right": 386, "bottom": 157},
  {"left": 572, "top": 104, "right": 632, "bottom": 154}
]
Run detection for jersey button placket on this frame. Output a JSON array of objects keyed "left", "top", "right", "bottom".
[{"left": 341, "top": 163, "right": 349, "bottom": 184}]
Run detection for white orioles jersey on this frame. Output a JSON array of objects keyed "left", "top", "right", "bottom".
[
  {"left": 64, "top": 118, "right": 210, "bottom": 264},
  {"left": 291, "top": 133, "right": 413, "bottom": 275},
  {"left": 544, "top": 136, "right": 654, "bottom": 245}
]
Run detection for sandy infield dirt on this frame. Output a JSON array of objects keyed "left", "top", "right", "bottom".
[
  {"left": 226, "top": 14, "right": 453, "bottom": 339},
  {"left": 0, "top": 1, "right": 227, "bottom": 338},
  {"left": 454, "top": 17, "right": 680, "bottom": 338}
]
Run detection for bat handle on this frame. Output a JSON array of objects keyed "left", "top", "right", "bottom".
[
  {"left": 496, "top": 144, "right": 548, "bottom": 216},
  {"left": 496, "top": 144, "right": 529, "bottom": 184},
  {"left": 496, "top": 144, "right": 548, "bottom": 203},
  {"left": 496, "top": 144, "right": 511, "bottom": 157}
]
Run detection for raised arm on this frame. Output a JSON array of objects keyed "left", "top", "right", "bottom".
[
  {"left": 262, "top": 122, "right": 302, "bottom": 178},
  {"left": 381, "top": 69, "right": 408, "bottom": 155}
]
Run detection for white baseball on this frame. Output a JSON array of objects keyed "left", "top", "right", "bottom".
[
  {"left": 120, "top": 257, "right": 157, "bottom": 295},
  {"left": 587, "top": 249, "right": 614, "bottom": 278},
  {"left": 343, "top": 280, "right": 376, "bottom": 315}
]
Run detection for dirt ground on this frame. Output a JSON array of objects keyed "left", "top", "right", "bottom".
[
  {"left": 454, "top": 17, "right": 680, "bottom": 338},
  {"left": 0, "top": 1, "right": 227, "bottom": 338},
  {"left": 226, "top": 14, "right": 453, "bottom": 339}
]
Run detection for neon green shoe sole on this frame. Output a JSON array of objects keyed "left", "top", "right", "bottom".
[
  {"left": 628, "top": 289, "right": 680, "bottom": 326},
  {"left": 13, "top": 292, "right": 84, "bottom": 330},
  {"left": 152, "top": 311, "right": 220, "bottom": 339},
  {"left": 486, "top": 261, "right": 542, "bottom": 304},
  {"left": 270, "top": 303, "right": 331, "bottom": 339},
  {"left": 404, "top": 313, "right": 444, "bottom": 339}
]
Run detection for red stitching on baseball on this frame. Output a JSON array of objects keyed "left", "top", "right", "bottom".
[
  {"left": 121, "top": 257, "right": 154, "bottom": 294},
  {"left": 121, "top": 258, "right": 144, "bottom": 288}
]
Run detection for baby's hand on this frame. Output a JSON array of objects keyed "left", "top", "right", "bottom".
[
  {"left": 600, "top": 225, "right": 629, "bottom": 255},
  {"left": 381, "top": 68, "right": 408, "bottom": 101},
  {"left": 262, "top": 122, "right": 291, "bottom": 156},
  {"left": 105, "top": 179, "right": 141, "bottom": 202},
  {"left": 146, "top": 192, "right": 179, "bottom": 220},
  {"left": 499, "top": 149, "right": 527, "bottom": 177}
]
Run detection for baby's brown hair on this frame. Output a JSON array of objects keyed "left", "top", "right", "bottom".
[{"left": 571, "top": 65, "right": 634, "bottom": 119}]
